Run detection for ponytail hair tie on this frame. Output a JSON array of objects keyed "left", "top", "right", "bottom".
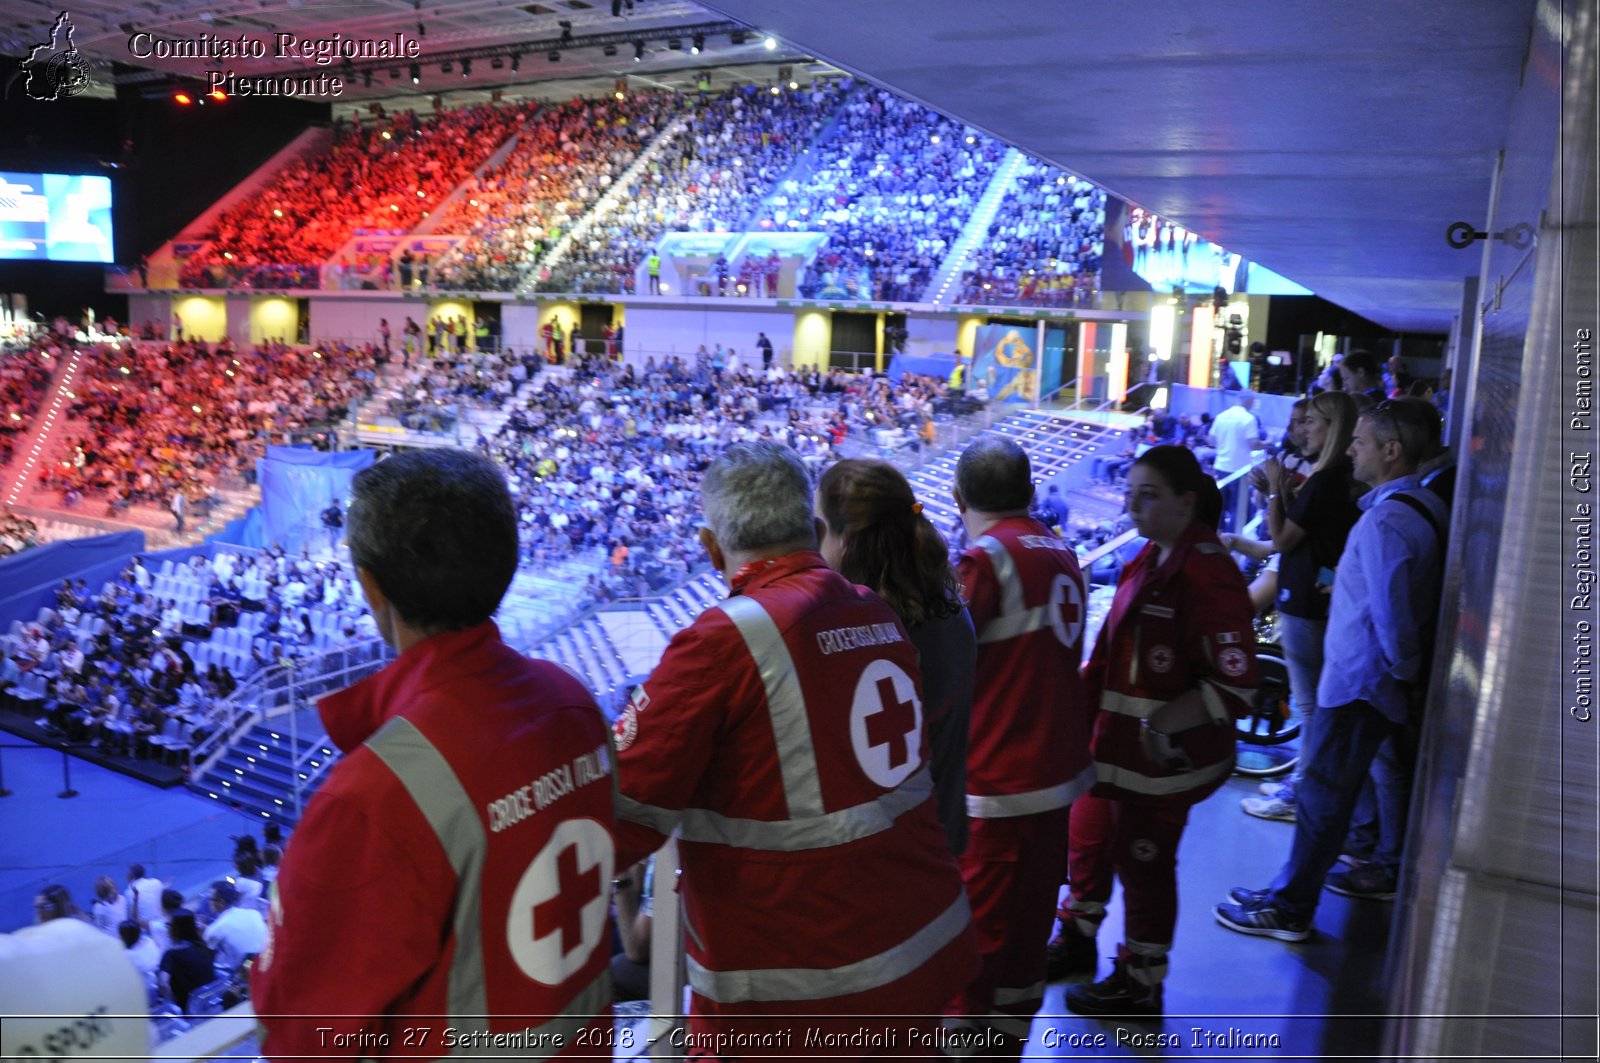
[{"left": 911, "top": 501, "right": 923, "bottom": 516}]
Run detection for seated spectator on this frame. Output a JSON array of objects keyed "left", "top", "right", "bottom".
[
  {"left": 89, "top": 876, "right": 128, "bottom": 935},
  {"left": 158, "top": 912, "right": 214, "bottom": 1014},
  {"left": 119, "top": 920, "right": 161, "bottom": 980},
  {"left": 202, "top": 881, "right": 266, "bottom": 974}
]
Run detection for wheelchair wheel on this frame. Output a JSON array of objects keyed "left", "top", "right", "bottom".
[{"left": 1233, "top": 646, "right": 1301, "bottom": 778}]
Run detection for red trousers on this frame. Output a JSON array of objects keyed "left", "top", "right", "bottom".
[
  {"left": 1064, "top": 792, "right": 1189, "bottom": 950},
  {"left": 950, "top": 807, "right": 1071, "bottom": 1036}
]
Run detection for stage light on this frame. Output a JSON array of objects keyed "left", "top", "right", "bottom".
[
  {"left": 174, "top": 91, "right": 193, "bottom": 104},
  {"left": 210, "top": 90, "right": 226, "bottom": 102},
  {"left": 633, "top": 40, "right": 644, "bottom": 61},
  {"left": 691, "top": 34, "right": 703, "bottom": 54},
  {"left": 381, "top": 130, "right": 392, "bottom": 140},
  {"left": 770, "top": 85, "right": 779, "bottom": 95},
  {"left": 788, "top": 81, "right": 798, "bottom": 90},
  {"left": 410, "top": 63, "right": 421, "bottom": 83},
  {"left": 763, "top": 35, "right": 777, "bottom": 50}
]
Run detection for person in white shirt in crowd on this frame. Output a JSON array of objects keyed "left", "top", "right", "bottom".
[
  {"left": 126, "top": 865, "right": 163, "bottom": 926},
  {"left": 89, "top": 876, "right": 128, "bottom": 936},
  {"left": 1211, "top": 390, "right": 1265, "bottom": 531},
  {"left": 119, "top": 920, "right": 161, "bottom": 979},
  {"left": 201, "top": 881, "right": 266, "bottom": 974},
  {"left": 148, "top": 889, "right": 184, "bottom": 954}
]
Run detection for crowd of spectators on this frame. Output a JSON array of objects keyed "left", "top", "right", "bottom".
[
  {"left": 459, "top": 349, "right": 953, "bottom": 599},
  {"left": 546, "top": 80, "right": 844, "bottom": 294},
  {"left": 0, "top": 508, "right": 38, "bottom": 556},
  {"left": 1, "top": 337, "right": 60, "bottom": 464},
  {"left": 755, "top": 85, "right": 1003, "bottom": 301},
  {"left": 41, "top": 339, "right": 380, "bottom": 513},
  {"left": 181, "top": 106, "right": 527, "bottom": 289},
  {"left": 956, "top": 161, "right": 1106, "bottom": 306},
  {"left": 429, "top": 92, "right": 673, "bottom": 291}
]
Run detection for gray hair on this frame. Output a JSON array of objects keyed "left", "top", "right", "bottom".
[{"left": 700, "top": 442, "right": 816, "bottom": 553}]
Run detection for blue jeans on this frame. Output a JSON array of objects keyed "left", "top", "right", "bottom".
[
  {"left": 1276, "top": 613, "right": 1325, "bottom": 787},
  {"left": 1267, "top": 699, "right": 1400, "bottom": 917}
]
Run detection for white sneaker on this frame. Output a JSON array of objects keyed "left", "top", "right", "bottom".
[
  {"left": 1241, "top": 795, "right": 1296, "bottom": 822},
  {"left": 1258, "top": 779, "right": 1291, "bottom": 798}
]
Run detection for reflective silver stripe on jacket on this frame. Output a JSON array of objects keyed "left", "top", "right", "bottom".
[
  {"left": 1099, "top": 690, "right": 1168, "bottom": 719},
  {"left": 677, "top": 767, "right": 934, "bottom": 850},
  {"left": 367, "top": 717, "right": 489, "bottom": 1040},
  {"left": 719, "top": 596, "right": 824, "bottom": 818},
  {"left": 965, "top": 764, "right": 1095, "bottom": 818},
  {"left": 1094, "top": 755, "right": 1233, "bottom": 796},
  {"left": 973, "top": 536, "right": 1028, "bottom": 643},
  {"left": 366, "top": 718, "right": 611, "bottom": 1057},
  {"left": 686, "top": 892, "right": 971, "bottom": 1003},
  {"left": 976, "top": 604, "right": 1058, "bottom": 645}
]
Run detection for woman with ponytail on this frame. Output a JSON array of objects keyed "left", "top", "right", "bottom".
[{"left": 815, "top": 458, "right": 975, "bottom": 854}]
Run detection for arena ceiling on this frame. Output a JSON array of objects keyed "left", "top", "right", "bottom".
[{"left": 6, "top": 0, "right": 1545, "bottom": 334}]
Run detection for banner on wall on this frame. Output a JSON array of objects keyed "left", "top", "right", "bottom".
[
  {"left": 971, "top": 325, "right": 1039, "bottom": 404},
  {"left": 1038, "top": 327, "right": 1068, "bottom": 401},
  {"left": 257, "top": 446, "right": 375, "bottom": 554}
]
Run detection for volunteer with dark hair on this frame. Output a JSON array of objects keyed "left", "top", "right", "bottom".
[
  {"left": 252, "top": 448, "right": 615, "bottom": 1060},
  {"left": 948, "top": 435, "right": 1094, "bottom": 1050},
  {"left": 613, "top": 441, "right": 977, "bottom": 1054},
  {"left": 816, "top": 457, "right": 975, "bottom": 855},
  {"left": 1239, "top": 389, "right": 1363, "bottom": 822},
  {"left": 1055, "top": 444, "right": 1258, "bottom": 1017}
]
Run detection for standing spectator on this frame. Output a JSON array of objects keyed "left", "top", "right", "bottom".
[
  {"left": 170, "top": 489, "right": 186, "bottom": 535},
  {"left": 1217, "top": 399, "right": 1448, "bottom": 939},
  {"left": 1238, "top": 391, "right": 1362, "bottom": 822},
  {"left": 946, "top": 436, "right": 1093, "bottom": 1047},
  {"left": 1059, "top": 446, "right": 1257, "bottom": 1016},
  {"left": 126, "top": 864, "right": 163, "bottom": 927},
  {"left": 816, "top": 458, "right": 975, "bottom": 855},
  {"left": 645, "top": 250, "right": 661, "bottom": 294},
  {"left": 1039, "top": 483, "right": 1071, "bottom": 531},
  {"left": 252, "top": 449, "right": 615, "bottom": 1056},
  {"left": 757, "top": 330, "right": 774, "bottom": 371},
  {"left": 613, "top": 442, "right": 977, "bottom": 1047},
  {"left": 1211, "top": 391, "right": 1263, "bottom": 531}
]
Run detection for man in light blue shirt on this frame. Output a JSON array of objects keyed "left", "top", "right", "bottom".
[{"left": 1216, "top": 399, "right": 1447, "bottom": 941}]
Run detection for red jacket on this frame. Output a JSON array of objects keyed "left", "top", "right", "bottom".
[
  {"left": 252, "top": 622, "right": 614, "bottom": 1060},
  {"left": 614, "top": 552, "right": 976, "bottom": 1026},
  {"left": 959, "top": 517, "right": 1095, "bottom": 816},
  {"left": 1084, "top": 522, "right": 1259, "bottom": 807}
]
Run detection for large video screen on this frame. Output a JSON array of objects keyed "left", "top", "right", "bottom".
[{"left": 0, "top": 172, "right": 114, "bottom": 263}]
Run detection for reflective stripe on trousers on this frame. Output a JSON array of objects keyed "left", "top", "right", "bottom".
[
  {"left": 366, "top": 717, "right": 610, "bottom": 1056},
  {"left": 965, "top": 763, "right": 1096, "bottom": 818},
  {"left": 1094, "top": 755, "right": 1233, "bottom": 796},
  {"left": 686, "top": 892, "right": 972, "bottom": 1004}
]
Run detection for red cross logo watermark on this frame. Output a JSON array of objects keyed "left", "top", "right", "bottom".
[
  {"left": 850, "top": 660, "right": 922, "bottom": 788},
  {"left": 1048, "top": 573, "right": 1086, "bottom": 650},
  {"left": 507, "top": 817, "right": 614, "bottom": 984},
  {"left": 1147, "top": 644, "right": 1176, "bottom": 674}
]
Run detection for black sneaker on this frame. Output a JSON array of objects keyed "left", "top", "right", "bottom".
[
  {"left": 1213, "top": 898, "right": 1312, "bottom": 942},
  {"left": 1325, "top": 864, "right": 1396, "bottom": 900},
  {"left": 1063, "top": 967, "right": 1162, "bottom": 1018},
  {"left": 1224, "top": 886, "right": 1271, "bottom": 907},
  {"left": 1044, "top": 926, "right": 1098, "bottom": 981}
]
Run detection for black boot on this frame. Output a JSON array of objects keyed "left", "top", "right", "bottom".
[
  {"left": 1044, "top": 922, "right": 1098, "bottom": 981},
  {"left": 1063, "top": 946, "right": 1164, "bottom": 1018}
]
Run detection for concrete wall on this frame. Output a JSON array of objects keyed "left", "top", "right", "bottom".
[{"left": 623, "top": 305, "right": 795, "bottom": 366}]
